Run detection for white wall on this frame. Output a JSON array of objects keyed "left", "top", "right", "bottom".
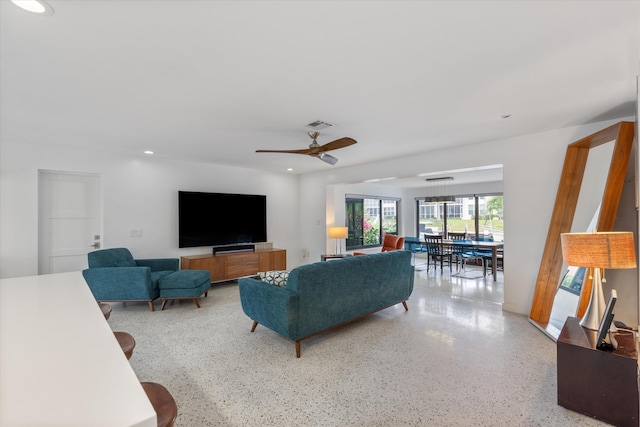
[
  {"left": 2, "top": 118, "right": 636, "bottom": 318},
  {"left": 299, "top": 118, "right": 635, "bottom": 316},
  {"left": 0, "top": 140, "right": 300, "bottom": 279}
]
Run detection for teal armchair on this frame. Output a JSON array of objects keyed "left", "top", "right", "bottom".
[{"left": 82, "top": 248, "right": 178, "bottom": 311}]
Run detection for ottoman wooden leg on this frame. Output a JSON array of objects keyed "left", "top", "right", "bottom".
[{"left": 192, "top": 298, "right": 201, "bottom": 308}]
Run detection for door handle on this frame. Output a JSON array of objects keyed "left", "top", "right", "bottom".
[{"left": 90, "top": 242, "right": 101, "bottom": 249}]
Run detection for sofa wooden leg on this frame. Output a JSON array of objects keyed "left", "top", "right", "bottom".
[
  {"left": 192, "top": 298, "right": 201, "bottom": 308},
  {"left": 250, "top": 321, "right": 258, "bottom": 332},
  {"left": 295, "top": 341, "right": 301, "bottom": 358},
  {"left": 161, "top": 300, "right": 168, "bottom": 311},
  {"left": 402, "top": 301, "right": 408, "bottom": 311},
  {"left": 148, "top": 301, "right": 155, "bottom": 312}
]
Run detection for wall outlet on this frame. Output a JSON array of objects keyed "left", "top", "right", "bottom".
[{"left": 130, "top": 229, "right": 143, "bottom": 238}]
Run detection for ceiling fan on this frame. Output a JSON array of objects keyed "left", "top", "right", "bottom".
[{"left": 256, "top": 131, "right": 357, "bottom": 165}]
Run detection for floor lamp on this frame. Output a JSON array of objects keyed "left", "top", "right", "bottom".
[
  {"left": 328, "top": 226, "right": 348, "bottom": 255},
  {"left": 560, "top": 231, "right": 636, "bottom": 330}
]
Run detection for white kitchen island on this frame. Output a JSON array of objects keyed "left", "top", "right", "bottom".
[{"left": 0, "top": 271, "right": 156, "bottom": 427}]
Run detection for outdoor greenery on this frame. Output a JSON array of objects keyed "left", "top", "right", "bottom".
[
  {"left": 420, "top": 196, "right": 504, "bottom": 239},
  {"left": 363, "top": 219, "right": 380, "bottom": 245}
]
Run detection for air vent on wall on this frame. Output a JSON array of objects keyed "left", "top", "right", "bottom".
[{"left": 306, "top": 120, "right": 334, "bottom": 130}]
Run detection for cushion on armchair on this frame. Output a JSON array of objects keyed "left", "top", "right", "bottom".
[{"left": 88, "top": 248, "right": 137, "bottom": 268}]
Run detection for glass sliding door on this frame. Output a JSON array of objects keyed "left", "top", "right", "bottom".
[
  {"left": 346, "top": 198, "right": 365, "bottom": 248},
  {"left": 416, "top": 194, "right": 503, "bottom": 242},
  {"left": 346, "top": 196, "right": 400, "bottom": 250}
]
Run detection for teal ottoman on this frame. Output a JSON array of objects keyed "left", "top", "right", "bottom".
[{"left": 158, "top": 270, "right": 211, "bottom": 310}]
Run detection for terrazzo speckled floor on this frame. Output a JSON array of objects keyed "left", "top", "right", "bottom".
[{"left": 107, "top": 266, "right": 609, "bottom": 426}]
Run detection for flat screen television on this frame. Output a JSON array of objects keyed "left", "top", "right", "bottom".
[{"left": 178, "top": 191, "right": 267, "bottom": 249}]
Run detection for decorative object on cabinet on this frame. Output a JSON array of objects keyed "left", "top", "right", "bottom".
[{"left": 560, "top": 231, "right": 636, "bottom": 330}]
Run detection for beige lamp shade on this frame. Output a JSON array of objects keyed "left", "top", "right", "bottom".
[
  {"left": 328, "top": 226, "right": 348, "bottom": 239},
  {"left": 560, "top": 231, "right": 637, "bottom": 269}
]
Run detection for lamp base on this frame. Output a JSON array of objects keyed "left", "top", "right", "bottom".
[{"left": 579, "top": 267, "right": 605, "bottom": 331}]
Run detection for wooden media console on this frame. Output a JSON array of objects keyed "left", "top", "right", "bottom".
[{"left": 181, "top": 248, "right": 286, "bottom": 282}]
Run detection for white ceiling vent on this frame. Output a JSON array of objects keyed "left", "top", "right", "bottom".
[{"left": 305, "top": 120, "right": 334, "bottom": 130}]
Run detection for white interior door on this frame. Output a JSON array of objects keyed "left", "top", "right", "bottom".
[{"left": 38, "top": 171, "right": 102, "bottom": 274}]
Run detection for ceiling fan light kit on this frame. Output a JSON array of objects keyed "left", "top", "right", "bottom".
[
  {"left": 256, "top": 131, "right": 356, "bottom": 165},
  {"left": 318, "top": 152, "right": 338, "bottom": 165}
]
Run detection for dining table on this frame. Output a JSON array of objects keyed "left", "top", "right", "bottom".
[{"left": 404, "top": 236, "right": 504, "bottom": 281}]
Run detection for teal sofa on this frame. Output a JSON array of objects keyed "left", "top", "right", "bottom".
[{"left": 238, "top": 250, "right": 414, "bottom": 357}]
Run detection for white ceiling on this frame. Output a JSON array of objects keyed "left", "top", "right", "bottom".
[{"left": 1, "top": 1, "right": 638, "bottom": 186}]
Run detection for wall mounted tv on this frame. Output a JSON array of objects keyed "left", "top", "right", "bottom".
[{"left": 178, "top": 191, "right": 267, "bottom": 249}]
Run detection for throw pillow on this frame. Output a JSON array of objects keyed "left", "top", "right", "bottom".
[{"left": 258, "top": 270, "right": 289, "bottom": 287}]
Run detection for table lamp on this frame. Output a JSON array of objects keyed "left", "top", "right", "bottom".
[
  {"left": 560, "top": 231, "right": 636, "bottom": 330},
  {"left": 328, "top": 226, "right": 348, "bottom": 255}
]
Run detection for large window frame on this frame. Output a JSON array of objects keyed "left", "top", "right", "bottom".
[
  {"left": 416, "top": 193, "right": 503, "bottom": 241},
  {"left": 346, "top": 195, "right": 400, "bottom": 250}
]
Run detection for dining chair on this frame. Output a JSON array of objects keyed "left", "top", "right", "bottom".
[
  {"left": 404, "top": 237, "right": 427, "bottom": 269},
  {"left": 482, "top": 247, "right": 504, "bottom": 277},
  {"left": 447, "top": 232, "right": 467, "bottom": 270},
  {"left": 424, "top": 235, "right": 453, "bottom": 272},
  {"left": 472, "top": 235, "right": 494, "bottom": 275}
]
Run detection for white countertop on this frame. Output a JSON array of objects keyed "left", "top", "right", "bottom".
[{"left": 0, "top": 271, "right": 156, "bottom": 427}]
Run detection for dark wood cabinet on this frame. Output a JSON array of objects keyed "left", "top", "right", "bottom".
[
  {"left": 181, "top": 248, "right": 286, "bottom": 282},
  {"left": 557, "top": 317, "right": 639, "bottom": 427}
]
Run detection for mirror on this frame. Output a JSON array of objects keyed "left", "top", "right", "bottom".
[
  {"left": 545, "top": 144, "right": 614, "bottom": 336},
  {"left": 529, "top": 121, "right": 635, "bottom": 338},
  {"left": 546, "top": 206, "right": 600, "bottom": 337}
]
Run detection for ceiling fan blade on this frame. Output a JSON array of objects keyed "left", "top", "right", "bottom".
[
  {"left": 316, "top": 137, "right": 357, "bottom": 153},
  {"left": 318, "top": 152, "right": 338, "bottom": 165},
  {"left": 256, "top": 148, "right": 313, "bottom": 155}
]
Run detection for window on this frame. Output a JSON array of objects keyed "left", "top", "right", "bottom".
[
  {"left": 416, "top": 194, "right": 503, "bottom": 241},
  {"left": 346, "top": 196, "right": 399, "bottom": 250}
]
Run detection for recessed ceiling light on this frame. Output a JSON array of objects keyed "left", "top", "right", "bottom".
[
  {"left": 286, "top": 168, "right": 294, "bottom": 172},
  {"left": 11, "top": 0, "right": 54, "bottom": 15},
  {"left": 143, "top": 150, "right": 154, "bottom": 155}
]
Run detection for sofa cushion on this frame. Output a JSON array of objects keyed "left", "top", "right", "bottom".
[{"left": 258, "top": 270, "right": 289, "bottom": 287}]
